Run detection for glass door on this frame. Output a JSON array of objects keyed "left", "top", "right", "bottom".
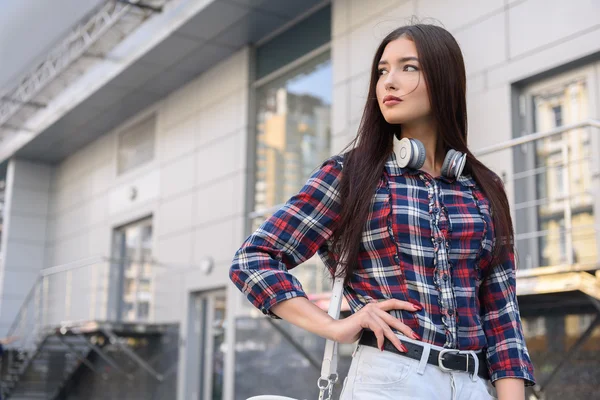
[
  {"left": 112, "top": 217, "right": 154, "bottom": 322},
  {"left": 188, "top": 290, "right": 227, "bottom": 400}
]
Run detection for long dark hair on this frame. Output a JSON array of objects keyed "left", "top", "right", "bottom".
[{"left": 333, "top": 24, "right": 513, "bottom": 281}]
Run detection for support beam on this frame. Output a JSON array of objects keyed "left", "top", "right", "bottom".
[
  {"left": 55, "top": 334, "right": 98, "bottom": 374},
  {"left": 533, "top": 311, "right": 600, "bottom": 396},
  {"left": 0, "top": 97, "right": 46, "bottom": 109},
  {"left": 101, "top": 328, "right": 164, "bottom": 381},
  {"left": 77, "top": 334, "right": 130, "bottom": 377},
  {"left": 116, "top": 0, "right": 164, "bottom": 13}
]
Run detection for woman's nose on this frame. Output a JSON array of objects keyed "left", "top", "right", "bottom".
[{"left": 384, "top": 73, "right": 397, "bottom": 91}]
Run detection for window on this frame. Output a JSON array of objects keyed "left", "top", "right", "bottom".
[
  {"left": 254, "top": 52, "right": 332, "bottom": 213},
  {"left": 237, "top": 8, "right": 336, "bottom": 399},
  {"left": 112, "top": 217, "right": 154, "bottom": 322},
  {"left": 117, "top": 113, "right": 156, "bottom": 175},
  {"left": 253, "top": 52, "right": 332, "bottom": 295},
  {"left": 552, "top": 105, "right": 563, "bottom": 127},
  {"left": 515, "top": 64, "right": 598, "bottom": 270}
]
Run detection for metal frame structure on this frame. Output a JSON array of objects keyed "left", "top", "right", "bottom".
[
  {"left": 0, "top": 0, "right": 168, "bottom": 134},
  {"left": 0, "top": 1, "right": 130, "bottom": 126}
]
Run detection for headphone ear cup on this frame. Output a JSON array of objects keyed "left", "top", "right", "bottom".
[
  {"left": 412, "top": 139, "right": 426, "bottom": 169},
  {"left": 455, "top": 152, "right": 467, "bottom": 178},
  {"left": 396, "top": 138, "right": 412, "bottom": 168},
  {"left": 441, "top": 149, "right": 456, "bottom": 178}
]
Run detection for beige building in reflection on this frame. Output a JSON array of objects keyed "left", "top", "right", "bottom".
[{"left": 533, "top": 78, "right": 595, "bottom": 267}]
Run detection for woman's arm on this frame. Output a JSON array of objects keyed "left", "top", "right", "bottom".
[
  {"left": 230, "top": 158, "right": 344, "bottom": 317},
  {"left": 271, "top": 296, "right": 420, "bottom": 351},
  {"left": 479, "top": 249, "right": 536, "bottom": 391},
  {"left": 495, "top": 378, "right": 525, "bottom": 400}
]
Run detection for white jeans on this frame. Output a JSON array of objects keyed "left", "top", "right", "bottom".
[{"left": 339, "top": 335, "right": 498, "bottom": 400}]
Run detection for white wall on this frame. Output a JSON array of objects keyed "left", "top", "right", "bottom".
[
  {"left": 43, "top": 47, "right": 249, "bottom": 329},
  {"left": 173, "top": 46, "right": 249, "bottom": 400},
  {"left": 0, "top": 159, "right": 52, "bottom": 336}
]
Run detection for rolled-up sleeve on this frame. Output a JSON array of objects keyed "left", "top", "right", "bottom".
[
  {"left": 480, "top": 250, "right": 536, "bottom": 386},
  {"left": 229, "top": 158, "right": 343, "bottom": 318}
]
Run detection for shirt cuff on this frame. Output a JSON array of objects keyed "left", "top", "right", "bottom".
[
  {"left": 260, "top": 290, "right": 308, "bottom": 319},
  {"left": 490, "top": 368, "right": 536, "bottom": 387}
]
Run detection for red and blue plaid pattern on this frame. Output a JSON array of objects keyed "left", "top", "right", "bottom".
[{"left": 230, "top": 152, "right": 535, "bottom": 386}]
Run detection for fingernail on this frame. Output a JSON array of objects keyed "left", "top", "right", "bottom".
[
  {"left": 412, "top": 332, "right": 421, "bottom": 340},
  {"left": 379, "top": 344, "right": 384, "bottom": 352},
  {"left": 413, "top": 304, "right": 422, "bottom": 311},
  {"left": 399, "top": 344, "right": 408, "bottom": 353}
]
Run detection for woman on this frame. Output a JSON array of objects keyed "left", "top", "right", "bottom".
[{"left": 230, "top": 24, "right": 535, "bottom": 400}]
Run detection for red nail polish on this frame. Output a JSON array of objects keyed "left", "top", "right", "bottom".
[
  {"left": 399, "top": 344, "right": 408, "bottom": 353},
  {"left": 412, "top": 332, "right": 422, "bottom": 341},
  {"left": 379, "top": 344, "right": 384, "bottom": 352},
  {"left": 409, "top": 300, "right": 422, "bottom": 311}
]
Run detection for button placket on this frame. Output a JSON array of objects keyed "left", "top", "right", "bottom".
[{"left": 430, "top": 181, "right": 458, "bottom": 348}]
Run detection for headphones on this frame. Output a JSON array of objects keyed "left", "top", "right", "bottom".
[{"left": 394, "top": 136, "right": 467, "bottom": 179}]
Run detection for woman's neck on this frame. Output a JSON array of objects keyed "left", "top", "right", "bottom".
[{"left": 400, "top": 121, "right": 443, "bottom": 176}]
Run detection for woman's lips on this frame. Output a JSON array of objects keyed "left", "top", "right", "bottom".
[{"left": 383, "top": 95, "right": 402, "bottom": 105}]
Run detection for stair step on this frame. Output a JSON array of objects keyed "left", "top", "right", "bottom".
[{"left": 10, "top": 394, "right": 50, "bottom": 399}]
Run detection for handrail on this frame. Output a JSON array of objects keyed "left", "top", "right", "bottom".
[
  {"left": 5, "top": 255, "right": 201, "bottom": 346},
  {"left": 5, "top": 275, "right": 42, "bottom": 339},
  {"left": 474, "top": 119, "right": 600, "bottom": 156}
]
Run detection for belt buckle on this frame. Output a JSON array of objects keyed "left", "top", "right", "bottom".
[{"left": 437, "top": 349, "right": 461, "bottom": 373}]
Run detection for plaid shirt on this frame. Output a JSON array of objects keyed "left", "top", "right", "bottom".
[{"left": 230, "top": 152, "right": 535, "bottom": 386}]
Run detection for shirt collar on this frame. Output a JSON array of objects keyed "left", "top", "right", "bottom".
[{"left": 384, "top": 151, "right": 476, "bottom": 187}]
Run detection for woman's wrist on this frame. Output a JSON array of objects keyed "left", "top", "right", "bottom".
[{"left": 270, "top": 297, "right": 338, "bottom": 339}]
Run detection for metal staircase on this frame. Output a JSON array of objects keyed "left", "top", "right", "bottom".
[
  {"left": 0, "top": 257, "right": 179, "bottom": 400},
  {"left": 4, "top": 332, "right": 91, "bottom": 399}
]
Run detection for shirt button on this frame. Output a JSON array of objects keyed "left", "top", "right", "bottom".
[
  {"left": 448, "top": 309, "right": 455, "bottom": 316},
  {"left": 394, "top": 255, "right": 400, "bottom": 263},
  {"left": 443, "top": 274, "right": 449, "bottom": 281},
  {"left": 436, "top": 237, "right": 443, "bottom": 243},
  {"left": 433, "top": 207, "right": 440, "bottom": 213}
]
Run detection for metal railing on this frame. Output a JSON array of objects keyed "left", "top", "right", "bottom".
[
  {"left": 6, "top": 257, "right": 111, "bottom": 352},
  {"left": 475, "top": 119, "right": 600, "bottom": 272},
  {"left": 4, "top": 255, "right": 198, "bottom": 353}
]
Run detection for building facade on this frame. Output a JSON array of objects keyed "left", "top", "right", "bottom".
[{"left": 0, "top": 0, "right": 599, "bottom": 399}]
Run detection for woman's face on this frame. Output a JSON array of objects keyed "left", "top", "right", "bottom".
[{"left": 375, "top": 37, "right": 431, "bottom": 126}]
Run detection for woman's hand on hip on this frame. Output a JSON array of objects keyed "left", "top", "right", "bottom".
[{"left": 326, "top": 299, "right": 421, "bottom": 353}]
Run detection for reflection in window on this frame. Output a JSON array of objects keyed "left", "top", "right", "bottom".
[
  {"left": 252, "top": 52, "right": 332, "bottom": 296},
  {"left": 113, "top": 218, "right": 154, "bottom": 321},
  {"left": 211, "top": 293, "right": 226, "bottom": 400},
  {"left": 552, "top": 105, "right": 563, "bottom": 127},
  {"left": 254, "top": 51, "right": 331, "bottom": 211},
  {"left": 530, "top": 79, "right": 595, "bottom": 267}
]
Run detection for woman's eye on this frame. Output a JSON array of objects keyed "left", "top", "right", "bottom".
[
  {"left": 404, "top": 65, "right": 418, "bottom": 72},
  {"left": 378, "top": 69, "right": 388, "bottom": 76}
]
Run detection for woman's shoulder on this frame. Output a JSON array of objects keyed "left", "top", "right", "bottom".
[
  {"left": 323, "top": 154, "right": 344, "bottom": 167},
  {"left": 316, "top": 153, "right": 347, "bottom": 175}
]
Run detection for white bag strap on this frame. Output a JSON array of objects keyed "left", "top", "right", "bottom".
[{"left": 317, "top": 274, "right": 345, "bottom": 400}]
